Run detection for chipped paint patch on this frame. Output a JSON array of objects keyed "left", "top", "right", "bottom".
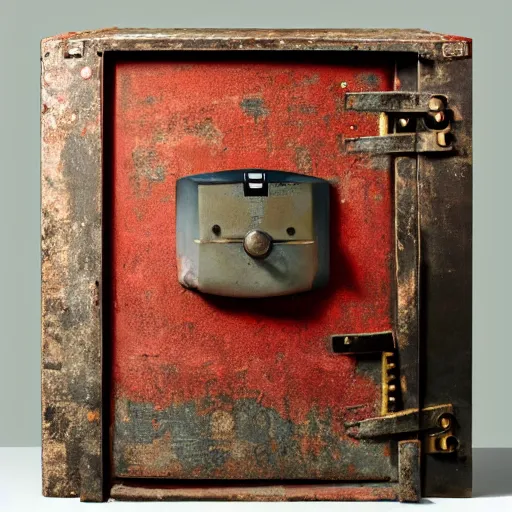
[
  {"left": 294, "top": 146, "right": 313, "bottom": 173},
  {"left": 131, "top": 148, "right": 166, "bottom": 195},
  {"left": 184, "top": 118, "right": 222, "bottom": 143},
  {"left": 114, "top": 398, "right": 394, "bottom": 480},
  {"left": 240, "top": 98, "right": 269, "bottom": 122}
]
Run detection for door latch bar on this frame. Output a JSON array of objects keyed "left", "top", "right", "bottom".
[
  {"left": 345, "top": 403, "right": 454, "bottom": 438},
  {"left": 345, "top": 92, "right": 447, "bottom": 113}
]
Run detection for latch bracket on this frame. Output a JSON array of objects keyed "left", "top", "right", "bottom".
[
  {"left": 344, "top": 91, "right": 453, "bottom": 154},
  {"left": 345, "top": 92, "right": 447, "bottom": 113},
  {"left": 345, "top": 132, "right": 451, "bottom": 154},
  {"left": 345, "top": 403, "right": 454, "bottom": 438}
]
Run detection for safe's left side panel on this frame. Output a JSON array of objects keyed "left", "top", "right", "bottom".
[{"left": 41, "top": 35, "right": 104, "bottom": 501}]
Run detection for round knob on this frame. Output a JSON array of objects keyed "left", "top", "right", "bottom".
[{"left": 243, "top": 230, "right": 272, "bottom": 259}]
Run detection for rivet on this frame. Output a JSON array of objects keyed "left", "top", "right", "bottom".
[
  {"left": 80, "top": 66, "right": 92, "bottom": 80},
  {"left": 398, "top": 118, "right": 409, "bottom": 128},
  {"left": 340, "top": 81, "right": 348, "bottom": 88},
  {"left": 243, "top": 230, "right": 272, "bottom": 259}
]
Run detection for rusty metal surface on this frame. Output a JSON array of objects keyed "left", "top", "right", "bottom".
[
  {"left": 418, "top": 54, "right": 472, "bottom": 499},
  {"left": 40, "top": 28, "right": 472, "bottom": 501},
  {"left": 109, "top": 53, "right": 395, "bottom": 482},
  {"left": 43, "top": 28, "right": 471, "bottom": 61},
  {"left": 345, "top": 131, "right": 452, "bottom": 153},
  {"left": 398, "top": 440, "right": 421, "bottom": 502},
  {"left": 345, "top": 404, "right": 453, "bottom": 439},
  {"left": 41, "top": 38, "right": 103, "bottom": 500},
  {"left": 346, "top": 92, "right": 447, "bottom": 113},
  {"left": 114, "top": 396, "right": 395, "bottom": 480},
  {"left": 394, "top": 156, "right": 420, "bottom": 412},
  {"left": 110, "top": 481, "right": 399, "bottom": 501}
]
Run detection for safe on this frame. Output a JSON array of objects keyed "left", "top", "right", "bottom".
[{"left": 41, "top": 29, "right": 472, "bottom": 502}]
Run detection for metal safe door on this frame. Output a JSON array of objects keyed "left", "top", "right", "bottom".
[{"left": 110, "top": 54, "right": 397, "bottom": 480}]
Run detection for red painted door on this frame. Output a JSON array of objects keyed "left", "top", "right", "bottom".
[{"left": 110, "top": 53, "right": 395, "bottom": 481}]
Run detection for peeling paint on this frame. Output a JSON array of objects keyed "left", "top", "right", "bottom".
[{"left": 240, "top": 98, "right": 269, "bottom": 122}]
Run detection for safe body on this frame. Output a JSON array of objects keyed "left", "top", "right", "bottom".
[{"left": 41, "top": 29, "right": 472, "bottom": 502}]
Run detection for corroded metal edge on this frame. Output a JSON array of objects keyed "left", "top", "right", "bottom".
[
  {"left": 42, "top": 28, "right": 471, "bottom": 60},
  {"left": 41, "top": 36, "right": 103, "bottom": 501},
  {"left": 346, "top": 404, "right": 453, "bottom": 439},
  {"left": 395, "top": 156, "right": 420, "bottom": 412},
  {"left": 398, "top": 440, "right": 421, "bottom": 502},
  {"left": 110, "top": 482, "right": 399, "bottom": 501}
]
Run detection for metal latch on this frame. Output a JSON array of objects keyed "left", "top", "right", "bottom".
[
  {"left": 176, "top": 169, "right": 330, "bottom": 298},
  {"left": 344, "top": 92, "right": 453, "bottom": 154},
  {"left": 345, "top": 403, "right": 459, "bottom": 454}
]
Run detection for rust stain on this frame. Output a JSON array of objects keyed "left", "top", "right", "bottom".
[
  {"left": 87, "top": 410, "right": 100, "bottom": 422},
  {"left": 210, "top": 410, "right": 235, "bottom": 440},
  {"left": 41, "top": 34, "right": 103, "bottom": 500},
  {"left": 400, "top": 375, "right": 408, "bottom": 393},
  {"left": 294, "top": 146, "right": 313, "bottom": 174},
  {"left": 301, "top": 73, "right": 320, "bottom": 85},
  {"left": 184, "top": 118, "right": 222, "bottom": 143},
  {"left": 131, "top": 148, "right": 166, "bottom": 196},
  {"left": 111, "top": 482, "right": 398, "bottom": 501}
]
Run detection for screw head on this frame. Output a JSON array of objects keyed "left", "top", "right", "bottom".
[{"left": 244, "top": 230, "right": 272, "bottom": 259}]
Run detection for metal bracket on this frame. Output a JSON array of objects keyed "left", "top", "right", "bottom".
[
  {"left": 345, "top": 403, "right": 454, "bottom": 439},
  {"left": 344, "top": 91, "right": 453, "bottom": 154},
  {"left": 63, "top": 40, "right": 85, "bottom": 59},
  {"left": 331, "top": 331, "right": 394, "bottom": 354},
  {"left": 345, "top": 131, "right": 452, "bottom": 154},
  {"left": 346, "top": 92, "right": 447, "bottom": 113},
  {"left": 424, "top": 411, "right": 459, "bottom": 454}
]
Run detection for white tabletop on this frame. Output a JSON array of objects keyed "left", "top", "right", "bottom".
[{"left": 1, "top": 448, "right": 511, "bottom": 511}]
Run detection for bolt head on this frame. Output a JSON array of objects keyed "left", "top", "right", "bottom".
[{"left": 244, "top": 230, "right": 272, "bottom": 259}]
